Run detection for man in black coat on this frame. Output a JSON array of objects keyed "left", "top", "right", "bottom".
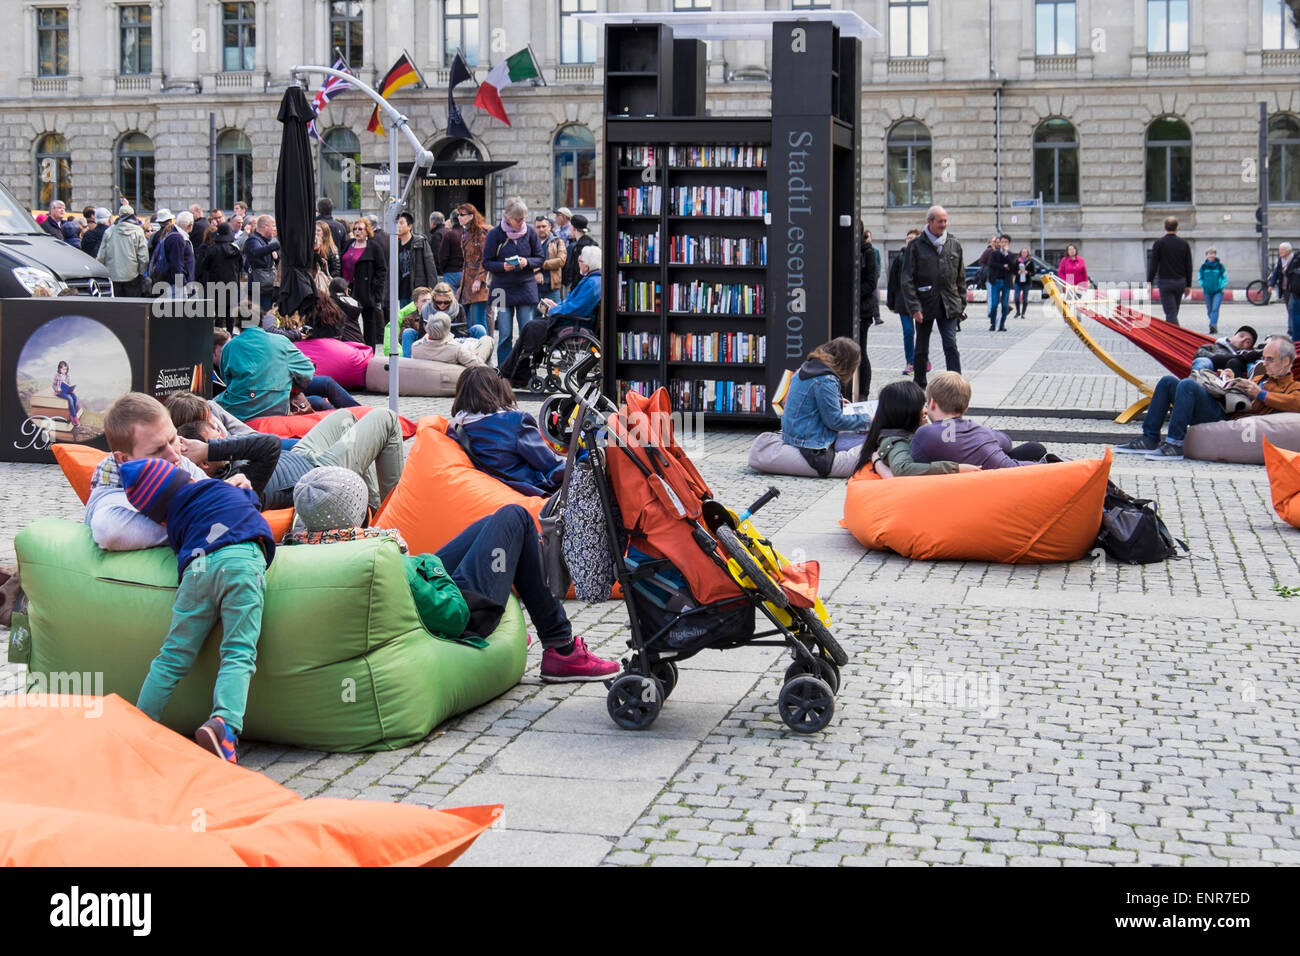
[
  {"left": 1147, "top": 216, "right": 1193, "bottom": 326},
  {"left": 317, "top": 198, "right": 347, "bottom": 251},
  {"left": 395, "top": 211, "right": 437, "bottom": 308},
  {"left": 901, "top": 205, "right": 966, "bottom": 389},
  {"left": 427, "top": 212, "right": 446, "bottom": 269},
  {"left": 856, "top": 224, "right": 881, "bottom": 400}
]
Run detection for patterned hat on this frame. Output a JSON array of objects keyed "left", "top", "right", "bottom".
[
  {"left": 120, "top": 458, "right": 191, "bottom": 524},
  {"left": 293, "top": 466, "right": 369, "bottom": 533}
]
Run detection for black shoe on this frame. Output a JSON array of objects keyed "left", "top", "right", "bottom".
[{"left": 1114, "top": 437, "right": 1159, "bottom": 454}]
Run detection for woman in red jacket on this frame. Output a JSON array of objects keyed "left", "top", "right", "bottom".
[{"left": 1057, "top": 244, "right": 1089, "bottom": 289}]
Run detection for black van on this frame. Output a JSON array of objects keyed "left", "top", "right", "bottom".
[{"left": 0, "top": 181, "right": 113, "bottom": 296}]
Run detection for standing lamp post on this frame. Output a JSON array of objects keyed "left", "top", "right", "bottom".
[{"left": 289, "top": 64, "right": 434, "bottom": 412}]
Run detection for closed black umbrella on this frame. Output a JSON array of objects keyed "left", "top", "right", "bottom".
[{"left": 275, "top": 85, "right": 317, "bottom": 321}]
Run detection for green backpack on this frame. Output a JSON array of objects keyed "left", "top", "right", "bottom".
[{"left": 403, "top": 554, "right": 481, "bottom": 647}]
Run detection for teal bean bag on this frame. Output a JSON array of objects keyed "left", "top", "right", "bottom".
[{"left": 12, "top": 519, "right": 527, "bottom": 752}]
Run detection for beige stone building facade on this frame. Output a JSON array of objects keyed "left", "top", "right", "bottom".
[{"left": 3, "top": 0, "right": 1298, "bottom": 280}]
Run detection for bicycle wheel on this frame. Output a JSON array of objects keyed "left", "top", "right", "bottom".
[
  {"left": 1246, "top": 279, "right": 1271, "bottom": 306},
  {"left": 546, "top": 330, "right": 602, "bottom": 389},
  {"left": 715, "top": 524, "right": 787, "bottom": 607}
]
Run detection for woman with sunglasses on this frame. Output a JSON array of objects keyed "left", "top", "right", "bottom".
[
  {"left": 343, "top": 218, "right": 387, "bottom": 349},
  {"left": 455, "top": 204, "right": 491, "bottom": 358}
]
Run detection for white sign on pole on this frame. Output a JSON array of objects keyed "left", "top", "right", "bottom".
[{"left": 373, "top": 173, "right": 392, "bottom": 193}]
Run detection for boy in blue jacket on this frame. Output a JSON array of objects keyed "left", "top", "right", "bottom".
[{"left": 121, "top": 457, "right": 275, "bottom": 763}]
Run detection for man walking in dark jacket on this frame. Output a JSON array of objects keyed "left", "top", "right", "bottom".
[
  {"left": 395, "top": 211, "right": 437, "bottom": 308},
  {"left": 1148, "top": 216, "right": 1193, "bottom": 326},
  {"left": 856, "top": 224, "right": 881, "bottom": 400},
  {"left": 243, "top": 216, "right": 280, "bottom": 314},
  {"left": 986, "top": 234, "right": 1015, "bottom": 331},
  {"left": 901, "top": 206, "right": 966, "bottom": 388}
]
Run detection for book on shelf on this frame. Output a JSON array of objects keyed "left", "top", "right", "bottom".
[
  {"left": 617, "top": 184, "right": 662, "bottom": 216},
  {"left": 619, "top": 145, "right": 660, "bottom": 166},
  {"left": 617, "top": 278, "right": 662, "bottom": 313},
  {"left": 666, "top": 145, "right": 767, "bottom": 168},
  {"left": 668, "top": 186, "right": 767, "bottom": 217},
  {"left": 668, "top": 234, "right": 767, "bottom": 266},
  {"left": 617, "top": 378, "right": 662, "bottom": 402},
  {"left": 668, "top": 332, "right": 766, "bottom": 364},
  {"left": 668, "top": 280, "right": 765, "bottom": 315},
  {"left": 618, "top": 331, "right": 662, "bottom": 361},
  {"left": 668, "top": 378, "right": 767, "bottom": 414},
  {"left": 617, "top": 232, "right": 660, "bottom": 264}
]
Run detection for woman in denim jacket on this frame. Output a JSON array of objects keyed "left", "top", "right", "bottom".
[{"left": 779, "top": 337, "right": 872, "bottom": 477}]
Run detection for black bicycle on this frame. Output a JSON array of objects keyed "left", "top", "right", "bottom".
[{"left": 1246, "top": 278, "right": 1271, "bottom": 306}]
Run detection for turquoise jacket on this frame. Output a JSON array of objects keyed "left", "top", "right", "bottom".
[
  {"left": 1198, "top": 259, "right": 1227, "bottom": 296},
  {"left": 215, "top": 326, "right": 316, "bottom": 421}
]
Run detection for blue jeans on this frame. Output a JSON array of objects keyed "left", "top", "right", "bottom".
[
  {"left": 303, "top": 375, "right": 359, "bottom": 410},
  {"left": 496, "top": 303, "right": 537, "bottom": 367},
  {"left": 401, "top": 327, "right": 419, "bottom": 358},
  {"left": 898, "top": 312, "right": 915, "bottom": 365},
  {"left": 442, "top": 271, "right": 462, "bottom": 296},
  {"left": 436, "top": 504, "right": 570, "bottom": 648},
  {"left": 1288, "top": 295, "right": 1300, "bottom": 342},
  {"left": 986, "top": 280, "right": 1010, "bottom": 328},
  {"left": 1143, "top": 374, "right": 1226, "bottom": 446},
  {"left": 1204, "top": 290, "right": 1223, "bottom": 330},
  {"left": 1014, "top": 282, "right": 1031, "bottom": 315},
  {"left": 464, "top": 301, "right": 487, "bottom": 337},
  {"left": 54, "top": 383, "right": 79, "bottom": 420},
  {"left": 1190, "top": 357, "right": 1214, "bottom": 371}
]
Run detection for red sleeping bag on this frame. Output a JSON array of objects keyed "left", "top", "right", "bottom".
[{"left": 246, "top": 405, "right": 417, "bottom": 439}]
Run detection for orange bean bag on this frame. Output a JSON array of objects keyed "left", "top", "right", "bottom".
[
  {"left": 375, "top": 415, "right": 547, "bottom": 555},
  {"left": 52, "top": 444, "right": 295, "bottom": 541},
  {"left": 0, "top": 694, "right": 497, "bottom": 866},
  {"left": 1263, "top": 437, "right": 1300, "bottom": 529},
  {"left": 840, "top": 451, "right": 1112, "bottom": 563},
  {"left": 246, "top": 405, "right": 418, "bottom": 440}
]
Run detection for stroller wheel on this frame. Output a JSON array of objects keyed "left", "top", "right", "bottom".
[
  {"left": 607, "top": 673, "right": 664, "bottom": 730},
  {"left": 778, "top": 676, "right": 835, "bottom": 734},
  {"left": 785, "top": 657, "right": 840, "bottom": 695},
  {"left": 650, "top": 660, "right": 679, "bottom": 699},
  {"left": 715, "top": 525, "right": 787, "bottom": 607},
  {"left": 794, "top": 607, "right": 849, "bottom": 667}
]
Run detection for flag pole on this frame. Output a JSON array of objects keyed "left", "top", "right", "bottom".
[{"left": 526, "top": 44, "right": 548, "bottom": 86}]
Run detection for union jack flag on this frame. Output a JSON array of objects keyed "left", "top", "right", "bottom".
[{"left": 309, "top": 57, "right": 353, "bottom": 140}]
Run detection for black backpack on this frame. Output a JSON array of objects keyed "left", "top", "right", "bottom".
[{"left": 1094, "top": 482, "right": 1187, "bottom": 564}]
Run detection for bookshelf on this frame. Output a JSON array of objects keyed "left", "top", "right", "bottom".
[{"left": 601, "top": 20, "right": 861, "bottom": 422}]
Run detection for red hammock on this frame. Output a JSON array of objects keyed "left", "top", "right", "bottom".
[{"left": 1073, "top": 303, "right": 1213, "bottom": 378}]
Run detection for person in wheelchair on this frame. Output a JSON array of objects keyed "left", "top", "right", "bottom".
[{"left": 501, "top": 245, "right": 602, "bottom": 387}]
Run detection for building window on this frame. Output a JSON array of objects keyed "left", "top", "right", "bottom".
[
  {"left": 1145, "top": 116, "right": 1192, "bottom": 204},
  {"left": 1035, "top": 1, "right": 1076, "bottom": 55},
  {"left": 672, "top": 0, "right": 712, "bottom": 9},
  {"left": 889, "top": 0, "right": 928, "bottom": 57},
  {"left": 222, "top": 2, "right": 256, "bottom": 72},
  {"left": 553, "top": 124, "right": 596, "bottom": 210},
  {"left": 116, "top": 133, "right": 154, "bottom": 214},
  {"left": 321, "top": 127, "right": 361, "bottom": 215},
  {"left": 217, "top": 129, "right": 253, "bottom": 210},
  {"left": 37, "top": 7, "right": 70, "bottom": 77},
  {"left": 1263, "top": 0, "right": 1300, "bottom": 50},
  {"left": 1147, "top": 0, "right": 1189, "bottom": 53},
  {"left": 444, "top": 0, "right": 479, "bottom": 67},
  {"left": 1269, "top": 114, "right": 1300, "bottom": 204},
  {"left": 330, "top": 2, "right": 363, "bottom": 70},
  {"left": 1033, "top": 118, "right": 1079, "bottom": 204},
  {"left": 792, "top": 0, "right": 833, "bottom": 8},
  {"left": 34, "top": 133, "right": 72, "bottom": 208},
  {"left": 560, "top": 0, "right": 597, "bottom": 65},
  {"left": 119, "top": 5, "right": 152, "bottom": 75},
  {"left": 886, "top": 120, "right": 931, "bottom": 207}
]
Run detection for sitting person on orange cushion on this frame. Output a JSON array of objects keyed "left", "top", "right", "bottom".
[
  {"left": 911, "top": 372, "right": 1048, "bottom": 469},
  {"left": 856, "top": 381, "right": 980, "bottom": 478},
  {"left": 446, "top": 366, "right": 564, "bottom": 497}
]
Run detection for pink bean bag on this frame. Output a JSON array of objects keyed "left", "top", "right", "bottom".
[{"left": 296, "top": 337, "right": 373, "bottom": 391}]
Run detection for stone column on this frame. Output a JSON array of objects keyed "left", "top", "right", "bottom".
[{"left": 361, "top": 0, "right": 377, "bottom": 83}]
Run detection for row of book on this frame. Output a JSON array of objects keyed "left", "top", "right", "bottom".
[
  {"left": 666, "top": 145, "right": 767, "bottom": 168},
  {"left": 617, "top": 378, "right": 662, "bottom": 402},
  {"left": 669, "top": 187, "right": 767, "bottom": 218},
  {"left": 618, "top": 278, "right": 662, "bottom": 313},
  {"left": 669, "top": 379, "right": 768, "bottom": 415},
  {"left": 668, "top": 281, "right": 765, "bottom": 315},
  {"left": 619, "top": 145, "right": 660, "bottom": 166},
  {"left": 668, "top": 332, "right": 766, "bottom": 365},
  {"left": 617, "top": 331, "right": 662, "bottom": 361},
  {"left": 617, "top": 184, "right": 662, "bottom": 216},
  {"left": 617, "top": 233, "right": 661, "bottom": 264},
  {"left": 668, "top": 235, "right": 767, "bottom": 266}
]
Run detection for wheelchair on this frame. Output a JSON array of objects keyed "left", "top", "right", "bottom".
[{"left": 519, "top": 303, "right": 604, "bottom": 394}]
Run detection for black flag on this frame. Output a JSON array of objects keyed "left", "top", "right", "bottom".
[{"left": 447, "top": 52, "right": 473, "bottom": 140}]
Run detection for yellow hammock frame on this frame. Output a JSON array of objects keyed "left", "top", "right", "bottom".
[{"left": 1042, "top": 275, "right": 1153, "bottom": 424}]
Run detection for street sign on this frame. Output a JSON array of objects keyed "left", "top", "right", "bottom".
[
  {"left": 1010, "top": 198, "right": 1040, "bottom": 208},
  {"left": 373, "top": 172, "right": 392, "bottom": 193}
]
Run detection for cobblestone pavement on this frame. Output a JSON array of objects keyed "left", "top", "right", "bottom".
[{"left": 2, "top": 301, "right": 1298, "bottom": 866}]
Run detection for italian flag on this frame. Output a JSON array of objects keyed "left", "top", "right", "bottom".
[{"left": 473, "top": 48, "right": 541, "bottom": 126}]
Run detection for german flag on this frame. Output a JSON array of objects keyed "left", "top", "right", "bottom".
[{"left": 367, "top": 52, "right": 423, "bottom": 136}]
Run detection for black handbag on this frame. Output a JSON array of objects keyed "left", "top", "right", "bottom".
[{"left": 1094, "top": 482, "right": 1188, "bottom": 564}]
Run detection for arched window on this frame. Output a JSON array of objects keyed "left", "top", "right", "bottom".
[
  {"left": 886, "top": 120, "right": 931, "bottom": 208},
  {"left": 320, "top": 127, "right": 361, "bottom": 215},
  {"left": 216, "top": 130, "right": 252, "bottom": 211},
  {"left": 1269, "top": 113, "right": 1300, "bottom": 204},
  {"left": 553, "top": 124, "right": 595, "bottom": 210},
  {"left": 116, "top": 133, "right": 154, "bottom": 214},
  {"left": 1145, "top": 116, "right": 1192, "bottom": 204},
  {"left": 1032, "top": 118, "right": 1079, "bottom": 205},
  {"left": 34, "top": 133, "right": 72, "bottom": 208}
]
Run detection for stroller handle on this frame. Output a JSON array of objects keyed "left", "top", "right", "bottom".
[
  {"left": 739, "top": 486, "right": 780, "bottom": 522},
  {"left": 562, "top": 348, "right": 601, "bottom": 396}
]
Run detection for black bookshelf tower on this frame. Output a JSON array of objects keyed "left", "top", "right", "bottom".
[{"left": 602, "top": 19, "right": 861, "bottom": 421}]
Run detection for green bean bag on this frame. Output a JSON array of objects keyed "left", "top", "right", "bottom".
[{"left": 12, "top": 519, "right": 527, "bottom": 752}]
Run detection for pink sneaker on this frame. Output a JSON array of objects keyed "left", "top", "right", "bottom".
[{"left": 540, "top": 636, "right": 620, "bottom": 683}]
